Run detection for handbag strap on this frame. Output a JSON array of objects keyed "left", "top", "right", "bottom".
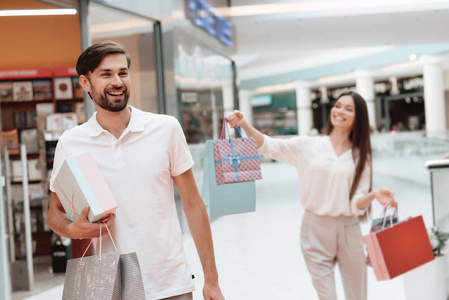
[{"left": 81, "top": 223, "right": 118, "bottom": 262}]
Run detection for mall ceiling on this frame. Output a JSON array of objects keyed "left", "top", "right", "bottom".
[{"left": 227, "top": 0, "right": 449, "bottom": 83}]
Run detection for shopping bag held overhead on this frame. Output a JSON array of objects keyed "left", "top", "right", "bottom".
[{"left": 213, "top": 118, "right": 262, "bottom": 185}]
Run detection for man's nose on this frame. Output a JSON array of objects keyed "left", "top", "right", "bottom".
[{"left": 111, "top": 74, "right": 123, "bottom": 86}]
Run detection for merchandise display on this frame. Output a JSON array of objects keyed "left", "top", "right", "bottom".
[{"left": 0, "top": 66, "right": 85, "bottom": 260}]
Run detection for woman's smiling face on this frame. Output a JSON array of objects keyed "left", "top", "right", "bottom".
[{"left": 330, "top": 95, "right": 355, "bottom": 132}]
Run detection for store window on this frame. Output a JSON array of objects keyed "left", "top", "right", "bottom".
[
  {"left": 175, "top": 44, "right": 234, "bottom": 144},
  {"left": 376, "top": 76, "right": 425, "bottom": 132},
  {"left": 89, "top": 2, "right": 159, "bottom": 113},
  {"left": 252, "top": 93, "right": 298, "bottom": 136}
]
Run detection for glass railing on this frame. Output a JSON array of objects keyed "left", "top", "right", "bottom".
[
  {"left": 190, "top": 131, "right": 449, "bottom": 185},
  {"left": 371, "top": 131, "right": 449, "bottom": 186}
]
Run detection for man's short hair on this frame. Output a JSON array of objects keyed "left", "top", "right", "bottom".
[{"left": 76, "top": 40, "right": 131, "bottom": 76}]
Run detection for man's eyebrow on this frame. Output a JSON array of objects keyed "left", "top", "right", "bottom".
[{"left": 96, "top": 67, "right": 128, "bottom": 73}]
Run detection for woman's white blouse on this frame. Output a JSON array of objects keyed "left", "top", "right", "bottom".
[{"left": 258, "top": 135, "right": 370, "bottom": 217}]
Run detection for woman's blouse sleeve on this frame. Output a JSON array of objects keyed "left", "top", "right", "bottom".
[
  {"left": 257, "top": 134, "right": 308, "bottom": 166},
  {"left": 350, "top": 162, "right": 371, "bottom": 216}
]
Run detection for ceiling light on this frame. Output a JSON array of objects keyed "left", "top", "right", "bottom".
[
  {"left": 0, "top": 9, "right": 77, "bottom": 17},
  {"left": 409, "top": 53, "right": 417, "bottom": 61}
]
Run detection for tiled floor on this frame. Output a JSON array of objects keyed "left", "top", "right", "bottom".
[{"left": 13, "top": 157, "right": 443, "bottom": 300}]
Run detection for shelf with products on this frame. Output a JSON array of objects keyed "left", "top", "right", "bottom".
[
  {"left": 0, "top": 66, "right": 85, "bottom": 130},
  {"left": 6, "top": 152, "right": 51, "bottom": 259},
  {"left": 53, "top": 67, "right": 85, "bottom": 118},
  {"left": 1, "top": 67, "right": 85, "bottom": 261}
]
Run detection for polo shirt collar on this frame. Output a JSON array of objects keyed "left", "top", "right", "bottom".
[{"left": 88, "top": 105, "right": 146, "bottom": 137}]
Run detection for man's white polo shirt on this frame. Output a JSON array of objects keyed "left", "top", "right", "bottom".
[{"left": 50, "top": 106, "right": 195, "bottom": 299}]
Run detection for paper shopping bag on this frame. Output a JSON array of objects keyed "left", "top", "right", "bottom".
[
  {"left": 213, "top": 119, "right": 262, "bottom": 185},
  {"left": 63, "top": 225, "right": 146, "bottom": 299},
  {"left": 366, "top": 205, "right": 398, "bottom": 267},
  {"left": 120, "top": 252, "right": 146, "bottom": 299},
  {"left": 364, "top": 215, "right": 434, "bottom": 281},
  {"left": 63, "top": 251, "right": 121, "bottom": 300},
  {"left": 203, "top": 140, "right": 256, "bottom": 217}
]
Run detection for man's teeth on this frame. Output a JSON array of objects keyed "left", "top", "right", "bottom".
[{"left": 108, "top": 91, "right": 124, "bottom": 95}]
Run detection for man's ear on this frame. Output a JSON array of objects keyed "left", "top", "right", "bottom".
[{"left": 79, "top": 75, "right": 91, "bottom": 93}]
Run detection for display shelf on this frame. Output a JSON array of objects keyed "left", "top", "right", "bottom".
[{"left": 1, "top": 66, "right": 83, "bottom": 264}]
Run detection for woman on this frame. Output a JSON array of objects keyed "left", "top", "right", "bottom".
[{"left": 228, "top": 91, "right": 397, "bottom": 300}]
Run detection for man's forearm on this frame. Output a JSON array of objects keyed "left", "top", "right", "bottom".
[
  {"left": 184, "top": 197, "right": 219, "bottom": 282},
  {"left": 47, "top": 203, "right": 74, "bottom": 238}
]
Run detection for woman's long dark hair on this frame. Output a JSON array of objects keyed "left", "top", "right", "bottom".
[{"left": 326, "top": 91, "right": 373, "bottom": 220}]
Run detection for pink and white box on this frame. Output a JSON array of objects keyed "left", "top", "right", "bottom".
[{"left": 52, "top": 152, "right": 118, "bottom": 223}]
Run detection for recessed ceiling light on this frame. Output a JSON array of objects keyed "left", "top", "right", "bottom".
[{"left": 0, "top": 9, "right": 77, "bottom": 17}]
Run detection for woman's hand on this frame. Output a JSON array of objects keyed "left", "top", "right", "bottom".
[
  {"left": 227, "top": 110, "right": 245, "bottom": 128},
  {"left": 374, "top": 188, "right": 398, "bottom": 207}
]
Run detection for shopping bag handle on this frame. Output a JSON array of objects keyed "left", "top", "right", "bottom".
[
  {"left": 220, "top": 117, "right": 243, "bottom": 140},
  {"left": 81, "top": 223, "right": 118, "bottom": 262},
  {"left": 379, "top": 203, "right": 398, "bottom": 229}
]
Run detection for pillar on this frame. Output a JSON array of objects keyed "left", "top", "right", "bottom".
[
  {"left": 295, "top": 81, "right": 313, "bottom": 136},
  {"left": 239, "top": 89, "right": 254, "bottom": 126},
  {"left": 0, "top": 173, "right": 11, "bottom": 299},
  {"left": 355, "top": 70, "right": 376, "bottom": 131},
  {"left": 222, "top": 79, "right": 234, "bottom": 119},
  {"left": 421, "top": 55, "right": 447, "bottom": 139}
]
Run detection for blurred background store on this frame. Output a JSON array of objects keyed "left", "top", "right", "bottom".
[{"left": 1, "top": 0, "right": 449, "bottom": 299}]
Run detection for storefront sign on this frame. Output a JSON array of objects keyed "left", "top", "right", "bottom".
[
  {"left": 251, "top": 95, "right": 272, "bottom": 107},
  {"left": 401, "top": 77, "right": 423, "bottom": 91},
  {"left": 181, "top": 92, "right": 198, "bottom": 103},
  {"left": 187, "top": 0, "right": 232, "bottom": 46},
  {"left": 0, "top": 68, "right": 52, "bottom": 80}
]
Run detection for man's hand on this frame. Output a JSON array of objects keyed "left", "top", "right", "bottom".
[
  {"left": 68, "top": 206, "right": 116, "bottom": 239},
  {"left": 203, "top": 281, "right": 225, "bottom": 300}
]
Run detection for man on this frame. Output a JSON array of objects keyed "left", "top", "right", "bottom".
[{"left": 47, "top": 41, "right": 225, "bottom": 300}]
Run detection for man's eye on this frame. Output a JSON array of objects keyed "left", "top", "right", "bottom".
[
  {"left": 101, "top": 73, "right": 110, "bottom": 77},
  {"left": 120, "top": 72, "right": 128, "bottom": 76}
]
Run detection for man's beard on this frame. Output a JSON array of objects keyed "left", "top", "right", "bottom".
[{"left": 90, "top": 86, "right": 130, "bottom": 112}]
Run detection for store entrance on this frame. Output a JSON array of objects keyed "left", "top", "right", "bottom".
[
  {"left": 180, "top": 89, "right": 224, "bottom": 144},
  {"left": 384, "top": 93, "right": 426, "bottom": 132}
]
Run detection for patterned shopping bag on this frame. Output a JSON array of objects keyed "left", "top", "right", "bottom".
[
  {"left": 366, "top": 204, "right": 398, "bottom": 267},
  {"left": 213, "top": 119, "right": 262, "bottom": 185},
  {"left": 203, "top": 140, "right": 256, "bottom": 217}
]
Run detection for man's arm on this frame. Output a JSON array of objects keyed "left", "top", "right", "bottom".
[
  {"left": 172, "top": 169, "right": 224, "bottom": 300},
  {"left": 47, "top": 192, "right": 115, "bottom": 239}
]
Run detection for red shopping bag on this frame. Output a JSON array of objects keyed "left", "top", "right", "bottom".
[
  {"left": 213, "top": 118, "right": 262, "bottom": 185},
  {"left": 363, "top": 215, "right": 434, "bottom": 281},
  {"left": 366, "top": 204, "right": 398, "bottom": 267}
]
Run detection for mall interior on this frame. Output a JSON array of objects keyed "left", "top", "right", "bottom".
[{"left": 1, "top": 0, "right": 449, "bottom": 299}]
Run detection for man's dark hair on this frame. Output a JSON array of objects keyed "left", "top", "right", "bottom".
[{"left": 76, "top": 40, "right": 131, "bottom": 76}]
